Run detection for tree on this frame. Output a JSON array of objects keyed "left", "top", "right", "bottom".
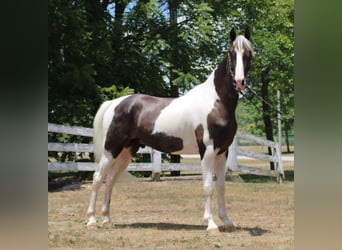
[
  {"left": 233, "top": 0, "right": 294, "bottom": 165},
  {"left": 48, "top": 0, "right": 112, "bottom": 127},
  {"left": 258, "top": 0, "right": 294, "bottom": 157},
  {"left": 48, "top": 0, "right": 294, "bottom": 164}
]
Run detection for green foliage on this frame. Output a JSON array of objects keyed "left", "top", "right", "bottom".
[
  {"left": 234, "top": 0, "right": 294, "bottom": 137},
  {"left": 48, "top": 0, "right": 294, "bottom": 140},
  {"left": 98, "top": 85, "right": 135, "bottom": 101}
]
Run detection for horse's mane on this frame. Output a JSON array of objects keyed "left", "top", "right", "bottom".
[{"left": 234, "top": 35, "right": 253, "bottom": 53}]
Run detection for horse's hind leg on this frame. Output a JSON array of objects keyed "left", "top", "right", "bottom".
[
  {"left": 214, "top": 153, "right": 235, "bottom": 231},
  {"left": 86, "top": 151, "right": 113, "bottom": 227},
  {"left": 101, "top": 148, "right": 132, "bottom": 226}
]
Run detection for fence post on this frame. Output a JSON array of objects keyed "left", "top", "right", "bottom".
[
  {"left": 151, "top": 150, "right": 162, "bottom": 181},
  {"left": 277, "top": 89, "right": 285, "bottom": 183},
  {"left": 276, "top": 144, "right": 284, "bottom": 183}
]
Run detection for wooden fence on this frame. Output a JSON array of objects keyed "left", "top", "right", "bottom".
[
  {"left": 48, "top": 123, "right": 284, "bottom": 182},
  {"left": 227, "top": 131, "right": 284, "bottom": 183}
]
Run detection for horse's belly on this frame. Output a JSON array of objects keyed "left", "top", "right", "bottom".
[
  {"left": 147, "top": 129, "right": 197, "bottom": 154},
  {"left": 172, "top": 144, "right": 199, "bottom": 155}
]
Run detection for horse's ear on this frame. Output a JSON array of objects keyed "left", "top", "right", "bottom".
[
  {"left": 230, "top": 28, "right": 236, "bottom": 44},
  {"left": 244, "top": 26, "right": 251, "bottom": 40}
]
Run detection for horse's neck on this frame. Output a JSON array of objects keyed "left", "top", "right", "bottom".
[
  {"left": 180, "top": 58, "right": 237, "bottom": 108},
  {"left": 212, "top": 57, "right": 238, "bottom": 106}
]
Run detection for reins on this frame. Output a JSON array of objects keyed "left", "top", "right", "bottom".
[{"left": 239, "top": 86, "right": 294, "bottom": 123}]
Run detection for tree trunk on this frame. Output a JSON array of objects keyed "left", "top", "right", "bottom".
[
  {"left": 168, "top": 0, "right": 181, "bottom": 176},
  {"left": 261, "top": 69, "right": 275, "bottom": 170},
  {"left": 113, "top": 0, "right": 127, "bottom": 43},
  {"left": 168, "top": 0, "right": 180, "bottom": 98},
  {"left": 168, "top": 0, "right": 180, "bottom": 99},
  {"left": 285, "top": 121, "right": 291, "bottom": 153}
]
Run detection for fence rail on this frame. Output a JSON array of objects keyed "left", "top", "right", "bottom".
[
  {"left": 227, "top": 131, "right": 284, "bottom": 182},
  {"left": 48, "top": 123, "right": 93, "bottom": 137},
  {"left": 48, "top": 123, "right": 285, "bottom": 182}
]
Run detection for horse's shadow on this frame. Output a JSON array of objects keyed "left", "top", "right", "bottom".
[
  {"left": 235, "top": 225, "right": 270, "bottom": 236},
  {"left": 114, "top": 222, "right": 270, "bottom": 236},
  {"left": 115, "top": 222, "right": 204, "bottom": 231}
]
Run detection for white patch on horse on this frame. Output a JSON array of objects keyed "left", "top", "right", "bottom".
[
  {"left": 234, "top": 49, "right": 245, "bottom": 83},
  {"left": 232, "top": 35, "right": 253, "bottom": 91},
  {"left": 152, "top": 72, "right": 220, "bottom": 154}
]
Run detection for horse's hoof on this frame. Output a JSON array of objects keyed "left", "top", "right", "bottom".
[
  {"left": 207, "top": 227, "right": 221, "bottom": 236},
  {"left": 223, "top": 223, "right": 236, "bottom": 232},
  {"left": 86, "top": 222, "right": 98, "bottom": 229},
  {"left": 102, "top": 219, "right": 112, "bottom": 227},
  {"left": 86, "top": 218, "right": 98, "bottom": 229}
]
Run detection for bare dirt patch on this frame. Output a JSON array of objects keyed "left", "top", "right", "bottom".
[{"left": 49, "top": 175, "right": 293, "bottom": 249}]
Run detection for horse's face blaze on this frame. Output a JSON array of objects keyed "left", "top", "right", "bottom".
[{"left": 228, "top": 35, "right": 253, "bottom": 92}]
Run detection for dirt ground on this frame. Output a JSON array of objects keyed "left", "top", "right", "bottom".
[{"left": 48, "top": 168, "right": 294, "bottom": 249}]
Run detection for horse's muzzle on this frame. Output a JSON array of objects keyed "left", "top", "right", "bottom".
[{"left": 234, "top": 80, "right": 246, "bottom": 91}]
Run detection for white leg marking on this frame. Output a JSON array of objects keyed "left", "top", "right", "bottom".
[
  {"left": 214, "top": 153, "right": 235, "bottom": 231},
  {"left": 201, "top": 145, "right": 220, "bottom": 234},
  {"left": 101, "top": 148, "right": 131, "bottom": 226},
  {"left": 86, "top": 151, "right": 113, "bottom": 227},
  {"left": 101, "top": 171, "right": 115, "bottom": 226}
]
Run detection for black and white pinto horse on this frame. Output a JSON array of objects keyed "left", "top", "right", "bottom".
[{"left": 87, "top": 28, "right": 253, "bottom": 234}]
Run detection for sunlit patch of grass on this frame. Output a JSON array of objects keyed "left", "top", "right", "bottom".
[{"left": 49, "top": 176, "right": 293, "bottom": 249}]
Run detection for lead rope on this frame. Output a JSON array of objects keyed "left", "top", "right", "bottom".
[{"left": 239, "top": 86, "right": 294, "bottom": 123}]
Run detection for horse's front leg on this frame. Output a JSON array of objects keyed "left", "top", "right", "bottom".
[
  {"left": 201, "top": 145, "right": 220, "bottom": 234},
  {"left": 214, "top": 153, "right": 235, "bottom": 232}
]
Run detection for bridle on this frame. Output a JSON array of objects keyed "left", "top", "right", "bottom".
[
  {"left": 225, "top": 41, "right": 294, "bottom": 122},
  {"left": 226, "top": 50, "right": 251, "bottom": 91},
  {"left": 227, "top": 51, "right": 294, "bottom": 122},
  {"left": 226, "top": 51, "right": 235, "bottom": 80}
]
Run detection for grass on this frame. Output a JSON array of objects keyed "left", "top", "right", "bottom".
[
  {"left": 49, "top": 164, "right": 294, "bottom": 249},
  {"left": 49, "top": 146, "right": 294, "bottom": 249}
]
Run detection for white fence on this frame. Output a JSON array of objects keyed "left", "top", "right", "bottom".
[
  {"left": 48, "top": 123, "right": 285, "bottom": 182},
  {"left": 227, "top": 131, "right": 284, "bottom": 183}
]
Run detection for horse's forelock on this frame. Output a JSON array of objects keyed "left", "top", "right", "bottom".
[{"left": 234, "top": 35, "right": 253, "bottom": 53}]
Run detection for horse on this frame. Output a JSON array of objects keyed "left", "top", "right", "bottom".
[{"left": 86, "top": 28, "right": 253, "bottom": 234}]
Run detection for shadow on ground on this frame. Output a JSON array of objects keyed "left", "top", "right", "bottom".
[
  {"left": 239, "top": 170, "right": 294, "bottom": 183},
  {"left": 114, "top": 222, "right": 270, "bottom": 236},
  {"left": 235, "top": 225, "right": 271, "bottom": 236},
  {"left": 114, "top": 222, "right": 205, "bottom": 231}
]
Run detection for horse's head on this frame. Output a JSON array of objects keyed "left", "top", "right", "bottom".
[{"left": 228, "top": 27, "right": 253, "bottom": 92}]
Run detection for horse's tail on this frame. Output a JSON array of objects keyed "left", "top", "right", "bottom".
[{"left": 93, "top": 100, "right": 113, "bottom": 163}]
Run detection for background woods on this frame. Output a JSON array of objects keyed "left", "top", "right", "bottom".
[{"left": 48, "top": 0, "right": 294, "bottom": 150}]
